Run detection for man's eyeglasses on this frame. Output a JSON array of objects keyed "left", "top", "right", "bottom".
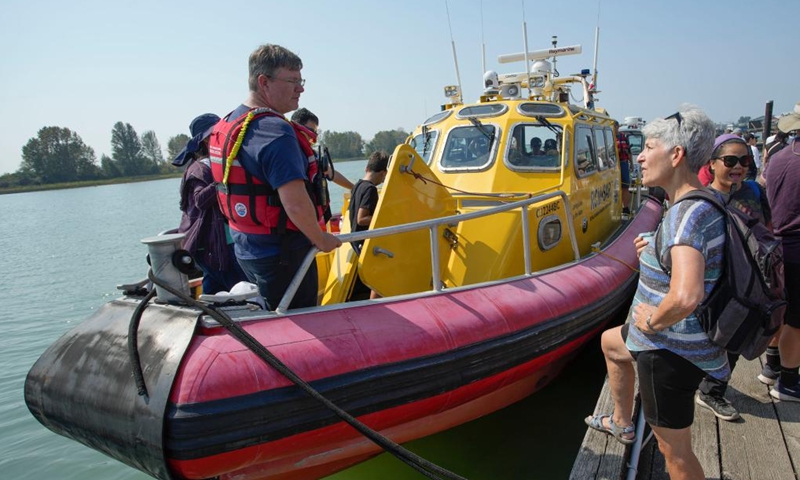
[
  {"left": 665, "top": 111, "right": 683, "bottom": 127},
  {"left": 266, "top": 75, "right": 306, "bottom": 87},
  {"left": 715, "top": 154, "right": 753, "bottom": 168}
]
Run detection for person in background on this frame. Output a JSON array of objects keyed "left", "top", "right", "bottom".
[
  {"left": 742, "top": 133, "right": 761, "bottom": 181},
  {"left": 349, "top": 151, "right": 390, "bottom": 300},
  {"left": 765, "top": 103, "right": 800, "bottom": 402},
  {"left": 209, "top": 44, "right": 341, "bottom": 311},
  {"left": 585, "top": 106, "right": 723, "bottom": 480},
  {"left": 174, "top": 113, "right": 247, "bottom": 294},
  {"left": 759, "top": 131, "right": 789, "bottom": 188},
  {"left": 529, "top": 137, "right": 543, "bottom": 156},
  {"left": 695, "top": 133, "right": 771, "bottom": 421},
  {"left": 543, "top": 138, "right": 558, "bottom": 155},
  {"left": 290, "top": 107, "right": 354, "bottom": 190}
]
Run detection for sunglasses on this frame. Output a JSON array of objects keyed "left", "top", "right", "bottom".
[
  {"left": 665, "top": 111, "right": 682, "bottom": 126},
  {"left": 715, "top": 154, "right": 753, "bottom": 168}
]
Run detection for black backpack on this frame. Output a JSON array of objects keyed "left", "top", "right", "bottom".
[{"left": 657, "top": 188, "right": 786, "bottom": 360}]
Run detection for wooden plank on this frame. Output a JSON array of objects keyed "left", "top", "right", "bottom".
[
  {"left": 769, "top": 356, "right": 800, "bottom": 478},
  {"left": 570, "top": 376, "right": 629, "bottom": 480},
  {"left": 720, "top": 357, "right": 794, "bottom": 480},
  {"left": 691, "top": 398, "right": 720, "bottom": 478}
]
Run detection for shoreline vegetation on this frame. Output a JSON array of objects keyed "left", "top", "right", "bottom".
[{"left": 0, "top": 157, "right": 367, "bottom": 196}]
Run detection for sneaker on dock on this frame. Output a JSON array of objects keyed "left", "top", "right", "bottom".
[
  {"left": 696, "top": 392, "right": 740, "bottom": 421},
  {"left": 770, "top": 381, "right": 800, "bottom": 402},
  {"left": 758, "top": 364, "right": 780, "bottom": 386}
]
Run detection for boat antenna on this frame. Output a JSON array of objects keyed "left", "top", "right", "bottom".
[
  {"left": 480, "top": 0, "right": 486, "bottom": 75},
  {"left": 522, "top": 0, "right": 532, "bottom": 98},
  {"left": 445, "top": 0, "right": 463, "bottom": 103},
  {"left": 591, "top": 0, "right": 601, "bottom": 92}
]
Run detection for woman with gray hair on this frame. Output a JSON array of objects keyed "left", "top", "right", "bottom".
[{"left": 585, "top": 106, "right": 725, "bottom": 480}]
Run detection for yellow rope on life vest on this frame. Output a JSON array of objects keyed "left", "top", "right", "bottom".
[{"left": 222, "top": 110, "right": 256, "bottom": 185}]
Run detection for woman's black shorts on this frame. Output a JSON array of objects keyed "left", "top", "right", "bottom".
[{"left": 621, "top": 324, "right": 706, "bottom": 429}]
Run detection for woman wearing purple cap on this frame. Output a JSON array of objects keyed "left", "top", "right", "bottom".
[
  {"left": 694, "top": 134, "right": 772, "bottom": 421},
  {"left": 174, "top": 113, "right": 247, "bottom": 294}
]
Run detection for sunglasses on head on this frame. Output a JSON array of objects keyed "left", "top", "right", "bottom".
[{"left": 715, "top": 154, "right": 753, "bottom": 168}]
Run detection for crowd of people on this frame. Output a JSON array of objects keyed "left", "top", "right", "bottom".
[{"left": 586, "top": 104, "right": 800, "bottom": 480}]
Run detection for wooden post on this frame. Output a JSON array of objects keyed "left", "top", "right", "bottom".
[{"left": 763, "top": 100, "right": 774, "bottom": 142}]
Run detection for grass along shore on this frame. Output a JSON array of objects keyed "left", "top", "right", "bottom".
[
  {"left": 0, "top": 173, "right": 183, "bottom": 196},
  {"left": 0, "top": 157, "right": 368, "bottom": 196}
]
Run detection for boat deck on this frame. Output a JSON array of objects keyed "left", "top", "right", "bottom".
[{"left": 570, "top": 355, "right": 800, "bottom": 479}]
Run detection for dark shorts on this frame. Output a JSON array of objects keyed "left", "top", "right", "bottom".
[
  {"left": 785, "top": 261, "right": 800, "bottom": 328},
  {"left": 621, "top": 324, "right": 706, "bottom": 429},
  {"left": 620, "top": 161, "right": 631, "bottom": 187}
]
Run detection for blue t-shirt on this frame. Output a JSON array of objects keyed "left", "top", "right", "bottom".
[
  {"left": 625, "top": 198, "right": 730, "bottom": 381},
  {"left": 227, "top": 105, "right": 313, "bottom": 259}
]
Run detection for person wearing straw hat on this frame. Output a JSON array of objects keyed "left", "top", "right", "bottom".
[
  {"left": 765, "top": 102, "right": 800, "bottom": 402},
  {"left": 174, "top": 113, "right": 247, "bottom": 295}
]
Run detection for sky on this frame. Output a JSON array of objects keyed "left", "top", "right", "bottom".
[{"left": 1, "top": 0, "right": 797, "bottom": 175}]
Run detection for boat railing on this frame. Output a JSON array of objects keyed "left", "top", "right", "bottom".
[{"left": 276, "top": 190, "right": 580, "bottom": 314}]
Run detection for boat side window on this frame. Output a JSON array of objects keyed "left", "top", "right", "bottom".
[
  {"left": 440, "top": 125, "right": 497, "bottom": 170},
  {"left": 506, "top": 123, "right": 562, "bottom": 170},
  {"left": 410, "top": 130, "right": 439, "bottom": 165},
  {"left": 575, "top": 125, "right": 598, "bottom": 177},
  {"left": 594, "top": 128, "right": 610, "bottom": 170},
  {"left": 603, "top": 128, "right": 618, "bottom": 167}
]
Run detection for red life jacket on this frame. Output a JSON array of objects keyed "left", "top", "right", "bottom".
[{"left": 209, "top": 108, "right": 326, "bottom": 235}]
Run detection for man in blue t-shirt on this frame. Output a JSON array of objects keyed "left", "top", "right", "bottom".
[{"left": 221, "top": 44, "right": 341, "bottom": 310}]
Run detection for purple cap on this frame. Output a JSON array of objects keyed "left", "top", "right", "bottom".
[{"left": 712, "top": 133, "right": 747, "bottom": 157}]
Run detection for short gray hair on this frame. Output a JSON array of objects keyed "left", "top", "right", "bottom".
[
  {"left": 248, "top": 44, "right": 303, "bottom": 92},
  {"left": 641, "top": 105, "right": 715, "bottom": 174}
]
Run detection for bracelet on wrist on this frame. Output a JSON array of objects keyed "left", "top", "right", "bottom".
[{"left": 645, "top": 313, "right": 658, "bottom": 333}]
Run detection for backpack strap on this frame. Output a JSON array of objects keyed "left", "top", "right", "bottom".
[{"left": 654, "top": 188, "right": 726, "bottom": 276}]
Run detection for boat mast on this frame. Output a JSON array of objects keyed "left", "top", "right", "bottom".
[
  {"left": 522, "top": 0, "right": 532, "bottom": 99},
  {"left": 445, "top": 0, "right": 463, "bottom": 104},
  {"left": 591, "top": 0, "right": 601, "bottom": 92}
]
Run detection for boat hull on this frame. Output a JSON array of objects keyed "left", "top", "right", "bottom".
[{"left": 26, "top": 198, "right": 662, "bottom": 480}]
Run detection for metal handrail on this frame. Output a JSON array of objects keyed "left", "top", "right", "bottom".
[{"left": 276, "top": 190, "right": 580, "bottom": 313}]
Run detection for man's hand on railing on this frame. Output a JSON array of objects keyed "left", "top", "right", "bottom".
[{"left": 315, "top": 232, "right": 342, "bottom": 253}]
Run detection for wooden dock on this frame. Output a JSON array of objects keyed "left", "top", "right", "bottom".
[{"left": 570, "top": 356, "right": 800, "bottom": 479}]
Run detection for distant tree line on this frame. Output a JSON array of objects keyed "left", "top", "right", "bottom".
[{"left": 0, "top": 123, "right": 409, "bottom": 190}]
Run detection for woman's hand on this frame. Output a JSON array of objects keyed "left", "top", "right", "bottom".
[
  {"left": 633, "top": 303, "right": 659, "bottom": 333},
  {"left": 633, "top": 232, "right": 653, "bottom": 258}
]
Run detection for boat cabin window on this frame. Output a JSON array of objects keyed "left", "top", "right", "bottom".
[
  {"left": 603, "top": 128, "right": 618, "bottom": 167},
  {"left": 456, "top": 104, "right": 507, "bottom": 119},
  {"left": 440, "top": 125, "right": 498, "bottom": 170},
  {"left": 410, "top": 129, "right": 440, "bottom": 165},
  {"left": 594, "top": 128, "right": 615, "bottom": 170},
  {"left": 506, "top": 124, "right": 563, "bottom": 170},
  {"left": 422, "top": 110, "right": 452, "bottom": 127},
  {"left": 518, "top": 103, "right": 566, "bottom": 118},
  {"left": 575, "top": 125, "right": 598, "bottom": 176}
]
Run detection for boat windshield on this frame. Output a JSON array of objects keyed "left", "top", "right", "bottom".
[
  {"left": 625, "top": 132, "right": 644, "bottom": 155},
  {"left": 506, "top": 124, "right": 563, "bottom": 169},
  {"left": 409, "top": 129, "right": 439, "bottom": 165},
  {"left": 440, "top": 125, "right": 498, "bottom": 170}
]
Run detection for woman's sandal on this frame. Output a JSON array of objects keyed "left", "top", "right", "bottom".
[{"left": 584, "top": 412, "right": 636, "bottom": 445}]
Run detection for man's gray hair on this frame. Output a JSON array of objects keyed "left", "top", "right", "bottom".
[
  {"left": 641, "top": 105, "right": 715, "bottom": 174},
  {"left": 248, "top": 44, "right": 303, "bottom": 92}
]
